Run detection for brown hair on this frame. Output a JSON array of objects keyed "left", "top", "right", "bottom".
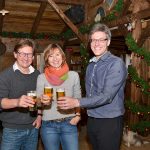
[
  {"left": 14, "top": 39, "right": 36, "bottom": 55},
  {"left": 43, "top": 43, "right": 66, "bottom": 68}
]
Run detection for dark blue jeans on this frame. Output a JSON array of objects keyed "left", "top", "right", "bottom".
[
  {"left": 87, "top": 116, "right": 123, "bottom": 150},
  {"left": 1, "top": 127, "right": 39, "bottom": 150},
  {"left": 41, "top": 118, "right": 78, "bottom": 150}
]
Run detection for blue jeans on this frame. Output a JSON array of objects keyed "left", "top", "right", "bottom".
[
  {"left": 41, "top": 118, "right": 78, "bottom": 150},
  {"left": 1, "top": 127, "right": 39, "bottom": 150}
]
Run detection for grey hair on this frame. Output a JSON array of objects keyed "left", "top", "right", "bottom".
[{"left": 89, "top": 23, "right": 111, "bottom": 41}]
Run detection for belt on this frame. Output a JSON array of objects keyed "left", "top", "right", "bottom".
[{"left": 50, "top": 117, "right": 72, "bottom": 122}]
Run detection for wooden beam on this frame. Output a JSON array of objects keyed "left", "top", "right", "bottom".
[
  {"left": 52, "top": 0, "right": 85, "bottom": 5},
  {"left": 47, "top": 0, "right": 86, "bottom": 43},
  {"left": 30, "top": 2, "right": 47, "bottom": 35},
  {"left": 84, "top": 1, "right": 89, "bottom": 24},
  {"left": 21, "top": 0, "right": 85, "bottom": 5},
  {"left": 138, "top": 25, "right": 150, "bottom": 46},
  {"left": 111, "top": 26, "right": 128, "bottom": 37},
  {"left": 105, "top": 8, "right": 150, "bottom": 28},
  {"left": 0, "top": 0, "right": 5, "bottom": 11},
  {"left": 122, "top": 0, "right": 131, "bottom": 15},
  {"left": 0, "top": 0, "right": 5, "bottom": 33},
  {"left": 90, "top": 0, "right": 105, "bottom": 9}
]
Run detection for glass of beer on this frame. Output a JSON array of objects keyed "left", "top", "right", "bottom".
[
  {"left": 56, "top": 88, "right": 65, "bottom": 99},
  {"left": 43, "top": 86, "right": 53, "bottom": 102},
  {"left": 27, "top": 91, "right": 37, "bottom": 111},
  {"left": 36, "top": 97, "right": 42, "bottom": 109},
  {"left": 56, "top": 88, "right": 65, "bottom": 109}
]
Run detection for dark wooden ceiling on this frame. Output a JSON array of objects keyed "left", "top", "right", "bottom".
[
  {"left": 0, "top": 0, "right": 149, "bottom": 52},
  {"left": 0, "top": 0, "right": 77, "bottom": 34},
  {"left": 0, "top": 0, "right": 95, "bottom": 36}
]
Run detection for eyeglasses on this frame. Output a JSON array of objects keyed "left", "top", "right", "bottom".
[
  {"left": 17, "top": 51, "right": 33, "bottom": 58},
  {"left": 91, "top": 38, "right": 107, "bottom": 44}
]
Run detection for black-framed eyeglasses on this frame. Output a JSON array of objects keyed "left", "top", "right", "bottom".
[
  {"left": 17, "top": 51, "right": 33, "bottom": 58},
  {"left": 91, "top": 38, "right": 107, "bottom": 44}
]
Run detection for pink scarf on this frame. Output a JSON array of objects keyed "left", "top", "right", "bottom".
[{"left": 44, "top": 63, "right": 69, "bottom": 86}]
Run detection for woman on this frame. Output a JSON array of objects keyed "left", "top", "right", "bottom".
[{"left": 36, "top": 43, "right": 81, "bottom": 150}]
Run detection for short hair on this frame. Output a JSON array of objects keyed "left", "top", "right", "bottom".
[
  {"left": 14, "top": 39, "right": 36, "bottom": 55},
  {"left": 43, "top": 43, "right": 66, "bottom": 68},
  {"left": 89, "top": 23, "right": 111, "bottom": 41}
]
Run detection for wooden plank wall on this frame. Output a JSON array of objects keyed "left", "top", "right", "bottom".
[
  {"left": 142, "top": 38, "right": 150, "bottom": 106},
  {"left": 0, "top": 52, "right": 15, "bottom": 72}
]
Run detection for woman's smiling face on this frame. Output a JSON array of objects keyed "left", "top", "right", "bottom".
[{"left": 48, "top": 48, "right": 63, "bottom": 69}]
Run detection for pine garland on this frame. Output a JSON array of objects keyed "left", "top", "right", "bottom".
[
  {"left": 125, "top": 100, "right": 150, "bottom": 114},
  {"left": 131, "top": 121, "right": 150, "bottom": 134},
  {"left": 0, "top": 31, "right": 61, "bottom": 40},
  {"left": 125, "top": 100, "right": 150, "bottom": 133},
  {"left": 125, "top": 33, "right": 150, "bottom": 65},
  {"left": 103, "top": 0, "right": 123, "bottom": 21},
  {"left": 80, "top": 43, "right": 90, "bottom": 70},
  {"left": 128, "top": 66, "right": 150, "bottom": 96}
]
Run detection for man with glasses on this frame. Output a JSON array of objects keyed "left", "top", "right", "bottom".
[
  {"left": 0, "top": 39, "right": 41, "bottom": 150},
  {"left": 58, "top": 23, "right": 127, "bottom": 150}
]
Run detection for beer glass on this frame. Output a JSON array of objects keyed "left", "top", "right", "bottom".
[
  {"left": 56, "top": 88, "right": 65, "bottom": 109},
  {"left": 43, "top": 86, "right": 53, "bottom": 102},
  {"left": 36, "top": 97, "right": 42, "bottom": 109},
  {"left": 56, "top": 88, "right": 65, "bottom": 99},
  {"left": 27, "top": 91, "right": 37, "bottom": 111}
]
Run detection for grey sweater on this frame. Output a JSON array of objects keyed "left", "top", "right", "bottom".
[
  {"left": 36, "top": 71, "right": 81, "bottom": 121},
  {"left": 0, "top": 66, "right": 40, "bottom": 129}
]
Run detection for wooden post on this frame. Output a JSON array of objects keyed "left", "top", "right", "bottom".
[{"left": 130, "top": 0, "right": 149, "bottom": 125}]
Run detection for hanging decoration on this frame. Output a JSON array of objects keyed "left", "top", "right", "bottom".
[
  {"left": 124, "top": 22, "right": 135, "bottom": 32},
  {"left": 0, "top": 9, "right": 9, "bottom": 16},
  {"left": 94, "top": 6, "right": 106, "bottom": 22}
]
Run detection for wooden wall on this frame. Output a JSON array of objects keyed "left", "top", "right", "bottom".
[
  {"left": 126, "top": 38, "right": 150, "bottom": 130},
  {"left": 0, "top": 52, "right": 15, "bottom": 72}
]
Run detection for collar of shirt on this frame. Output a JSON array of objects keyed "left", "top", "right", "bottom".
[
  {"left": 13, "top": 62, "right": 35, "bottom": 74},
  {"left": 89, "top": 51, "right": 111, "bottom": 63}
]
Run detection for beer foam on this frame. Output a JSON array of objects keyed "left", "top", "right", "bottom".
[
  {"left": 45, "top": 86, "right": 52, "bottom": 89},
  {"left": 57, "top": 88, "right": 65, "bottom": 92},
  {"left": 27, "top": 91, "right": 36, "bottom": 96}
]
